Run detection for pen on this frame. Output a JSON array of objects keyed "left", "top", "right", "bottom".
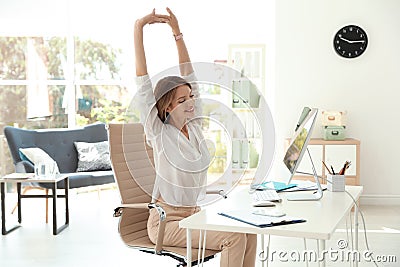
[
  {"left": 276, "top": 184, "right": 297, "bottom": 192},
  {"left": 339, "top": 161, "right": 351, "bottom": 175},
  {"left": 346, "top": 162, "right": 351, "bottom": 173},
  {"left": 330, "top": 165, "right": 336, "bottom": 175},
  {"left": 339, "top": 164, "right": 345, "bottom": 175},
  {"left": 322, "top": 161, "right": 332, "bottom": 175},
  {"left": 313, "top": 188, "right": 327, "bottom": 194}
]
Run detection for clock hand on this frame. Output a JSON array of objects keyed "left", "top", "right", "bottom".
[
  {"left": 339, "top": 37, "right": 365, "bottom": 44},
  {"left": 339, "top": 36, "right": 351, "bottom": 43},
  {"left": 348, "top": 40, "right": 365, "bottom": 44}
]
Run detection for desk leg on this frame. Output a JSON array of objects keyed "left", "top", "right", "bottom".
[
  {"left": 186, "top": 228, "right": 192, "bottom": 267},
  {"left": 65, "top": 178, "right": 69, "bottom": 225},
  {"left": 52, "top": 184, "right": 57, "bottom": 235},
  {"left": 260, "top": 234, "right": 265, "bottom": 267},
  {"left": 303, "top": 239, "right": 309, "bottom": 267},
  {"left": 1, "top": 182, "right": 21, "bottom": 235},
  {"left": 17, "top": 183, "right": 22, "bottom": 223},
  {"left": 318, "top": 239, "right": 326, "bottom": 267},
  {"left": 1, "top": 182, "right": 6, "bottom": 234},
  {"left": 52, "top": 181, "right": 69, "bottom": 235},
  {"left": 354, "top": 205, "right": 359, "bottom": 267}
]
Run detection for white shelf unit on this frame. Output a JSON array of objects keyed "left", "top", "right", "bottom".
[
  {"left": 205, "top": 44, "right": 266, "bottom": 189},
  {"left": 285, "top": 138, "right": 360, "bottom": 185},
  {"left": 227, "top": 44, "right": 266, "bottom": 186}
]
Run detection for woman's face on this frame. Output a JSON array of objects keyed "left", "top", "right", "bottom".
[{"left": 166, "top": 85, "right": 195, "bottom": 126}]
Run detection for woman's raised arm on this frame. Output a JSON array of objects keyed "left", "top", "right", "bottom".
[
  {"left": 165, "top": 7, "right": 194, "bottom": 76},
  {"left": 134, "top": 9, "right": 169, "bottom": 77}
]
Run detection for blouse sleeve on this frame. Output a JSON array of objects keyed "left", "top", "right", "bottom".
[{"left": 135, "top": 74, "right": 164, "bottom": 141}]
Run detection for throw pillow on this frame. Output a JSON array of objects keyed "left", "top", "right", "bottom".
[
  {"left": 19, "top": 150, "right": 31, "bottom": 163},
  {"left": 19, "top": 147, "right": 60, "bottom": 173},
  {"left": 74, "top": 141, "right": 112, "bottom": 172}
]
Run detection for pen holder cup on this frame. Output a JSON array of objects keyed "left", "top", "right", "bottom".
[{"left": 327, "top": 174, "right": 345, "bottom": 192}]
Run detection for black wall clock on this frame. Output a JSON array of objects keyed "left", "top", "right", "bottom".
[{"left": 333, "top": 25, "right": 368, "bottom": 58}]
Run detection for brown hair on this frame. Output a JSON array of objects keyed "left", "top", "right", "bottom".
[{"left": 154, "top": 76, "right": 192, "bottom": 123}]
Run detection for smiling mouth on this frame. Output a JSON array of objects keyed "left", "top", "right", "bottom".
[{"left": 185, "top": 107, "right": 194, "bottom": 113}]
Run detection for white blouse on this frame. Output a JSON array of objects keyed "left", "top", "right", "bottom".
[{"left": 135, "top": 73, "right": 210, "bottom": 207}]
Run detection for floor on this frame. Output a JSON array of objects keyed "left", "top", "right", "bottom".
[{"left": 0, "top": 185, "right": 399, "bottom": 267}]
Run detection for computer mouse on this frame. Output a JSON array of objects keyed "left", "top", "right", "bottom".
[
  {"left": 252, "top": 201, "right": 276, "bottom": 207},
  {"left": 252, "top": 209, "right": 286, "bottom": 217}
]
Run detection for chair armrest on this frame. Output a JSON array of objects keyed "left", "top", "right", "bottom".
[
  {"left": 148, "top": 203, "right": 167, "bottom": 254},
  {"left": 113, "top": 203, "right": 152, "bottom": 217},
  {"left": 206, "top": 189, "right": 227, "bottom": 199},
  {"left": 113, "top": 202, "right": 166, "bottom": 254},
  {"left": 15, "top": 160, "right": 34, "bottom": 173}
]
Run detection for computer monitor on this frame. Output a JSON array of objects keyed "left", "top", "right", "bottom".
[{"left": 283, "top": 107, "right": 323, "bottom": 201}]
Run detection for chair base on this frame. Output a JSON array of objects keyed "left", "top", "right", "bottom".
[{"left": 139, "top": 249, "right": 216, "bottom": 267}]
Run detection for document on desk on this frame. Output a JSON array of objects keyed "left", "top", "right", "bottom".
[
  {"left": 218, "top": 210, "right": 306, "bottom": 228},
  {"left": 251, "top": 181, "right": 297, "bottom": 192},
  {"left": 281, "top": 180, "right": 327, "bottom": 192}
]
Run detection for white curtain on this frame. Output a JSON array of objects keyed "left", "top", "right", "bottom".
[{"left": 26, "top": 38, "right": 51, "bottom": 119}]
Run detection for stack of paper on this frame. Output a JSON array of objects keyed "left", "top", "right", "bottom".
[{"left": 283, "top": 180, "right": 327, "bottom": 192}]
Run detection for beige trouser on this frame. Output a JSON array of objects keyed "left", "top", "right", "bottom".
[{"left": 148, "top": 203, "right": 257, "bottom": 267}]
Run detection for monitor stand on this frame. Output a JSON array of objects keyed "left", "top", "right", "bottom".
[{"left": 287, "top": 148, "right": 324, "bottom": 201}]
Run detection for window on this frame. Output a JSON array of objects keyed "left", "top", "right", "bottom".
[
  {"left": 0, "top": 36, "right": 129, "bottom": 129},
  {"left": 0, "top": 35, "right": 130, "bottom": 179}
]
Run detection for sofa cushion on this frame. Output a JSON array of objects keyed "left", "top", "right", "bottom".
[
  {"left": 67, "top": 170, "right": 114, "bottom": 188},
  {"left": 19, "top": 147, "right": 60, "bottom": 173},
  {"left": 37, "top": 170, "right": 115, "bottom": 189},
  {"left": 74, "top": 141, "right": 112, "bottom": 172}
]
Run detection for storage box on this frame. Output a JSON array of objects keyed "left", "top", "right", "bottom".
[
  {"left": 327, "top": 174, "right": 345, "bottom": 192},
  {"left": 322, "top": 110, "right": 347, "bottom": 126},
  {"left": 323, "top": 126, "right": 346, "bottom": 141}
]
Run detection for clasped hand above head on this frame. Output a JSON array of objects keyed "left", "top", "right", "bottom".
[
  {"left": 136, "top": 7, "right": 181, "bottom": 35},
  {"left": 134, "top": 7, "right": 188, "bottom": 77}
]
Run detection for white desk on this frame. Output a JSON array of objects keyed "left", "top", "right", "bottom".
[{"left": 180, "top": 185, "right": 363, "bottom": 267}]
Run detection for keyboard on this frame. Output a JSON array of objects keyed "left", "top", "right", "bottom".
[{"left": 252, "top": 190, "right": 282, "bottom": 203}]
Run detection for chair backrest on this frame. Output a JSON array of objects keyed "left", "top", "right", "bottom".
[
  {"left": 108, "top": 123, "right": 220, "bottom": 264},
  {"left": 107, "top": 123, "right": 155, "bottom": 246}
]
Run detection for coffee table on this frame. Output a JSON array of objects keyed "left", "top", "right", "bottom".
[{"left": 0, "top": 173, "right": 69, "bottom": 235}]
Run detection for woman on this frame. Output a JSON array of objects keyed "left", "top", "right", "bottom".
[{"left": 134, "top": 8, "right": 256, "bottom": 267}]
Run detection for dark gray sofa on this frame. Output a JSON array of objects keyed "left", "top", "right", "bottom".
[{"left": 4, "top": 123, "right": 114, "bottom": 189}]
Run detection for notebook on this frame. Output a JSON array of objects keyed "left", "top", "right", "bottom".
[{"left": 218, "top": 210, "right": 306, "bottom": 228}]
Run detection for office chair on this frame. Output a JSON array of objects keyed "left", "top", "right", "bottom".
[{"left": 107, "top": 123, "right": 220, "bottom": 267}]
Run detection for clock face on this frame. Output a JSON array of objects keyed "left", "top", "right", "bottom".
[{"left": 333, "top": 25, "right": 368, "bottom": 58}]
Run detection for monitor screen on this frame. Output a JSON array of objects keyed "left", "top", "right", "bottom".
[{"left": 283, "top": 108, "right": 318, "bottom": 184}]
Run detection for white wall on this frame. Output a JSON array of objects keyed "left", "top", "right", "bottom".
[{"left": 275, "top": 0, "right": 400, "bottom": 204}]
